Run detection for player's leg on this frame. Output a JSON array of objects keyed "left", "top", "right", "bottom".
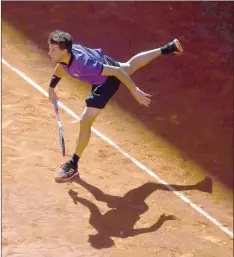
[
  {"left": 55, "top": 107, "right": 101, "bottom": 183},
  {"left": 119, "top": 48, "right": 162, "bottom": 75},
  {"left": 75, "top": 107, "right": 101, "bottom": 157},
  {"left": 119, "top": 39, "right": 183, "bottom": 75}
]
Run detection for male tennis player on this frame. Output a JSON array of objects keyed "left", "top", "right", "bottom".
[{"left": 48, "top": 30, "right": 183, "bottom": 182}]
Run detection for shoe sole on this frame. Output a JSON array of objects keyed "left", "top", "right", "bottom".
[
  {"left": 55, "top": 171, "right": 79, "bottom": 183},
  {"left": 173, "top": 39, "right": 184, "bottom": 55}
]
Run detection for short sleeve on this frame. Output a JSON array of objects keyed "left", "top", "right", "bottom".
[{"left": 80, "top": 58, "right": 103, "bottom": 77}]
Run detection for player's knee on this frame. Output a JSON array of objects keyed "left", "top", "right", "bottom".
[
  {"left": 80, "top": 116, "right": 95, "bottom": 129},
  {"left": 80, "top": 119, "right": 91, "bottom": 129},
  {"left": 120, "top": 62, "right": 133, "bottom": 75}
]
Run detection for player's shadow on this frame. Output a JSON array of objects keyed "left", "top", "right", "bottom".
[{"left": 68, "top": 176, "right": 212, "bottom": 249}]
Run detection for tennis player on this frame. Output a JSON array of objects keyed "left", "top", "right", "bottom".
[{"left": 48, "top": 30, "right": 183, "bottom": 182}]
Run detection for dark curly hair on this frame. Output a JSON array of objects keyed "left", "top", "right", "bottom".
[{"left": 48, "top": 30, "right": 73, "bottom": 53}]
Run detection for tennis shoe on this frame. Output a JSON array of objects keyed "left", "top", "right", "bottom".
[
  {"left": 167, "top": 39, "right": 184, "bottom": 56},
  {"left": 55, "top": 161, "right": 78, "bottom": 183}
]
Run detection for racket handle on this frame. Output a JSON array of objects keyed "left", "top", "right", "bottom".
[{"left": 53, "top": 99, "right": 58, "bottom": 111}]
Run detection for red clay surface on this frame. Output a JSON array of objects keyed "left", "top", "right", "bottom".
[{"left": 2, "top": 2, "right": 233, "bottom": 257}]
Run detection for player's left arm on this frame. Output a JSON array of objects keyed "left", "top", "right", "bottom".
[
  {"left": 101, "top": 64, "right": 137, "bottom": 92},
  {"left": 101, "top": 64, "right": 151, "bottom": 107}
]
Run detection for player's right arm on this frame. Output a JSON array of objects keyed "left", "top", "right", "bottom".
[{"left": 48, "top": 63, "right": 63, "bottom": 103}]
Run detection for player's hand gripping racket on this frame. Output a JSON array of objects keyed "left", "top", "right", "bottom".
[{"left": 53, "top": 99, "right": 65, "bottom": 156}]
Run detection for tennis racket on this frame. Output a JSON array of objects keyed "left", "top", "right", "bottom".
[{"left": 53, "top": 99, "right": 66, "bottom": 156}]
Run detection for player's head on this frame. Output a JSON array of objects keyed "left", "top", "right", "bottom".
[
  {"left": 88, "top": 234, "right": 114, "bottom": 249},
  {"left": 48, "top": 30, "right": 73, "bottom": 63}
]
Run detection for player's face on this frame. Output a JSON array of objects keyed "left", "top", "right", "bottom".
[{"left": 48, "top": 44, "right": 66, "bottom": 63}]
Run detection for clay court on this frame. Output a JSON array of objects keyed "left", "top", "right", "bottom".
[{"left": 2, "top": 2, "right": 233, "bottom": 257}]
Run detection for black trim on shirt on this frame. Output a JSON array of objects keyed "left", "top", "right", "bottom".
[
  {"left": 68, "top": 52, "right": 74, "bottom": 67},
  {"left": 99, "top": 64, "right": 104, "bottom": 75},
  {"left": 60, "top": 52, "right": 74, "bottom": 67}
]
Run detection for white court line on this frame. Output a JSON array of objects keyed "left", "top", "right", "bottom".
[{"left": 2, "top": 58, "right": 233, "bottom": 239}]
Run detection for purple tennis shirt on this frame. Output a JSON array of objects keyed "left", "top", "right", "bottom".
[{"left": 60, "top": 44, "right": 108, "bottom": 85}]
